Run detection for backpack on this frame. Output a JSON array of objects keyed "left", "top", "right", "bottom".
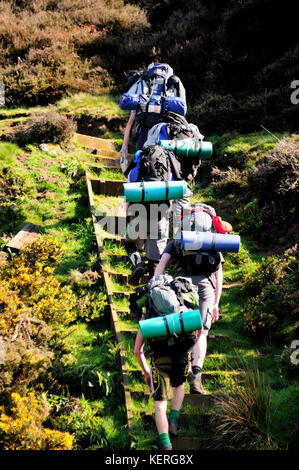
[
  {"left": 120, "top": 63, "right": 187, "bottom": 128},
  {"left": 144, "top": 275, "right": 199, "bottom": 355},
  {"left": 144, "top": 116, "right": 204, "bottom": 182},
  {"left": 175, "top": 203, "right": 223, "bottom": 275},
  {"left": 124, "top": 144, "right": 182, "bottom": 183}
]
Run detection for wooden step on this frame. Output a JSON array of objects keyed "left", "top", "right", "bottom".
[
  {"left": 90, "top": 178, "right": 124, "bottom": 196},
  {"left": 93, "top": 157, "right": 121, "bottom": 168},
  {"left": 111, "top": 290, "right": 132, "bottom": 296},
  {"left": 130, "top": 389, "right": 224, "bottom": 408},
  {"left": 94, "top": 216, "right": 127, "bottom": 238},
  {"left": 4, "top": 223, "right": 40, "bottom": 253},
  {"left": 172, "top": 436, "right": 212, "bottom": 451},
  {"left": 128, "top": 368, "right": 239, "bottom": 384},
  {"left": 86, "top": 165, "right": 126, "bottom": 180},
  {"left": 113, "top": 307, "right": 131, "bottom": 314},
  {"left": 74, "top": 133, "right": 116, "bottom": 152},
  {"left": 140, "top": 411, "right": 212, "bottom": 427},
  {"left": 109, "top": 272, "right": 130, "bottom": 285},
  {"left": 93, "top": 149, "right": 120, "bottom": 158},
  {"left": 121, "top": 329, "right": 138, "bottom": 338}
]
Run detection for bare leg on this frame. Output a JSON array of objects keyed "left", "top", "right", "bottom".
[
  {"left": 155, "top": 400, "right": 168, "bottom": 435},
  {"left": 171, "top": 383, "right": 185, "bottom": 411},
  {"left": 192, "top": 332, "right": 208, "bottom": 369}
]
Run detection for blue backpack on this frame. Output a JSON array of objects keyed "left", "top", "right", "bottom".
[{"left": 120, "top": 63, "right": 187, "bottom": 127}]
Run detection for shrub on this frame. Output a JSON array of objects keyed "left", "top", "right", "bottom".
[
  {"left": 0, "top": 392, "right": 74, "bottom": 450},
  {"left": 241, "top": 252, "right": 298, "bottom": 341},
  {"left": 1, "top": 112, "right": 76, "bottom": 146},
  {"left": 211, "top": 166, "right": 249, "bottom": 196},
  {"left": 249, "top": 138, "right": 299, "bottom": 214},
  {"left": 242, "top": 296, "right": 278, "bottom": 339},
  {"left": 242, "top": 256, "right": 289, "bottom": 297},
  {"left": 0, "top": 235, "right": 77, "bottom": 329},
  {"left": 0, "top": 332, "right": 53, "bottom": 396},
  {"left": 0, "top": 235, "right": 78, "bottom": 395},
  {"left": 212, "top": 368, "right": 272, "bottom": 449},
  {"left": 57, "top": 397, "right": 107, "bottom": 449}
]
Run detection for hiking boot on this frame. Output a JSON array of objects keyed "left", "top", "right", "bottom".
[
  {"left": 168, "top": 419, "right": 178, "bottom": 437},
  {"left": 128, "top": 262, "right": 145, "bottom": 286},
  {"left": 188, "top": 372, "right": 207, "bottom": 395}
]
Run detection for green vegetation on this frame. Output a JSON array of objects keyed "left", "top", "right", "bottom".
[
  {"left": 56, "top": 93, "right": 128, "bottom": 120},
  {"left": 0, "top": 112, "right": 131, "bottom": 450}
]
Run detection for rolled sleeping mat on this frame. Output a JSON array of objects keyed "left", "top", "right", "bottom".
[
  {"left": 159, "top": 138, "right": 213, "bottom": 159},
  {"left": 123, "top": 180, "right": 187, "bottom": 203},
  {"left": 139, "top": 309, "right": 202, "bottom": 340},
  {"left": 120, "top": 93, "right": 140, "bottom": 111},
  {"left": 162, "top": 96, "right": 187, "bottom": 117},
  {"left": 180, "top": 231, "right": 241, "bottom": 253}
]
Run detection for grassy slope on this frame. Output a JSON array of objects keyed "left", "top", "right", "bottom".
[{"left": 0, "top": 96, "right": 130, "bottom": 449}]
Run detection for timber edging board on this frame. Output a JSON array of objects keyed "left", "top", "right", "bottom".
[
  {"left": 4, "top": 223, "right": 40, "bottom": 253},
  {"left": 85, "top": 169, "right": 134, "bottom": 436}
]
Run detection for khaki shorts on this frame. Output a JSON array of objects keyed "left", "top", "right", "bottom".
[
  {"left": 150, "top": 352, "right": 190, "bottom": 401},
  {"left": 127, "top": 210, "right": 169, "bottom": 261}
]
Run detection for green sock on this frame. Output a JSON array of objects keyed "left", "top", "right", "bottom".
[
  {"left": 159, "top": 433, "right": 171, "bottom": 447},
  {"left": 169, "top": 409, "right": 180, "bottom": 422}
]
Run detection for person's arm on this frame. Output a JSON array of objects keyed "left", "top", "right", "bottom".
[
  {"left": 154, "top": 252, "right": 172, "bottom": 276},
  {"left": 134, "top": 329, "right": 151, "bottom": 390},
  {"left": 120, "top": 111, "right": 136, "bottom": 166},
  {"left": 212, "top": 262, "right": 223, "bottom": 323}
]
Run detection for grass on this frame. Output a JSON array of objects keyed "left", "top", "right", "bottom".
[
  {"left": 88, "top": 167, "right": 126, "bottom": 181},
  {"left": 104, "top": 256, "right": 132, "bottom": 274},
  {"left": 102, "top": 239, "right": 127, "bottom": 255},
  {"left": 93, "top": 194, "right": 125, "bottom": 217},
  {"left": 111, "top": 294, "right": 130, "bottom": 310},
  {"left": 56, "top": 93, "right": 129, "bottom": 120},
  {"left": 208, "top": 131, "right": 289, "bottom": 168}
]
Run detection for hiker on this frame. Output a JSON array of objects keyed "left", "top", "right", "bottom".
[
  {"left": 134, "top": 275, "right": 199, "bottom": 449},
  {"left": 141, "top": 114, "right": 212, "bottom": 237},
  {"left": 119, "top": 63, "right": 186, "bottom": 173},
  {"left": 154, "top": 203, "right": 233, "bottom": 394},
  {"left": 124, "top": 144, "right": 183, "bottom": 285}
]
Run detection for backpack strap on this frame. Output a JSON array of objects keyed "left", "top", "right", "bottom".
[
  {"left": 179, "top": 311, "right": 185, "bottom": 335},
  {"left": 162, "top": 313, "right": 172, "bottom": 337},
  {"left": 167, "top": 150, "right": 182, "bottom": 180}
]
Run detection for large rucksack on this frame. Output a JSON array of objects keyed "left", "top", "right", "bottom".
[
  {"left": 175, "top": 203, "right": 223, "bottom": 275},
  {"left": 144, "top": 274, "right": 199, "bottom": 355},
  {"left": 120, "top": 63, "right": 187, "bottom": 129},
  {"left": 143, "top": 116, "right": 204, "bottom": 182},
  {"left": 124, "top": 144, "right": 182, "bottom": 183}
]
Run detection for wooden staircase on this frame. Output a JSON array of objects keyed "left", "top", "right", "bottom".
[{"left": 78, "top": 132, "right": 243, "bottom": 450}]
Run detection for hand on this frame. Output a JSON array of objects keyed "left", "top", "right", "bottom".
[
  {"left": 120, "top": 147, "right": 128, "bottom": 173},
  {"left": 212, "top": 306, "right": 218, "bottom": 323}
]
